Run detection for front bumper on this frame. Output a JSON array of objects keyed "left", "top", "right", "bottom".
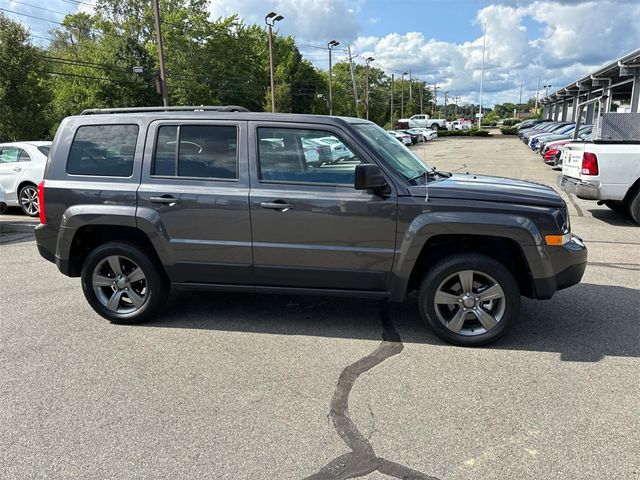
[
  {"left": 533, "top": 235, "right": 588, "bottom": 299},
  {"left": 557, "top": 175, "right": 600, "bottom": 200}
]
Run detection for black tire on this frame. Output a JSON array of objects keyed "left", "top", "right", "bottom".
[
  {"left": 0, "top": 202, "right": 7, "bottom": 214},
  {"left": 630, "top": 190, "right": 640, "bottom": 225},
  {"left": 18, "top": 183, "right": 39, "bottom": 217},
  {"left": 431, "top": 124, "right": 439, "bottom": 131},
  {"left": 418, "top": 254, "right": 521, "bottom": 346},
  {"left": 603, "top": 200, "right": 629, "bottom": 215},
  {"left": 81, "top": 241, "right": 169, "bottom": 324}
]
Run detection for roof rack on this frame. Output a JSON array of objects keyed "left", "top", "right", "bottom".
[{"left": 80, "top": 105, "right": 250, "bottom": 115}]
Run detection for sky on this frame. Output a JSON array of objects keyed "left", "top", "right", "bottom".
[{"left": 2, "top": 0, "right": 640, "bottom": 106}]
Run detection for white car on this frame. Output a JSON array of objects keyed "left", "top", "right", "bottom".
[
  {"left": 0, "top": 141, "right": 51, "bottom": 216},
  {"left": 309, "top": 137, "right": 349, "bottom": 161},
  {"left": 411, "top": 127, "right": 438, "bottom": 141},
  {"left": 0, "top": 184, "right": 7, "bottom": 214},
  {"left": 387, "top": 131, "right": 412, "bottom": 146}
]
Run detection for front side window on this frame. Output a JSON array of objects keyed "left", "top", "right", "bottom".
[
  {"left": 152, "top": 125, "right": 238, "bottom": 179},
  {"left": 0, "top": 147, "right": 20, "bottom": 164},
  {"left": 67, "top": 125, "right": 139, "bottom": 177},
  {"left": 257, "top": 128, "right": 363, "bottom": 185}
]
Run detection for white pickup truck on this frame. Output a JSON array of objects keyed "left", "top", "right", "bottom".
[
  {"left": 399, "top": 114, "right": 447, "bottom": 130},
  {"left": 558, "top": 142, "right": 640, "bottom": 223}
]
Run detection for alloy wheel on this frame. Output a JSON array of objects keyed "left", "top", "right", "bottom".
[
  {"left": 92, "top": 255, "right": 148, "bottom": 314},
  {"left": 433, "top": 270, "right": 506, "bottom": 336},
  {"left": 19, "top": 186, "right": 39, "bottom": 216}
]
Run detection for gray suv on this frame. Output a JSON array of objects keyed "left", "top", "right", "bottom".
[{"left": 35, "top": 106, "right": 587, "bottom": 346}]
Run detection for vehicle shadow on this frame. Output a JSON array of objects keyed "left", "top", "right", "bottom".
[
  {"left": 146, "top": 282, "right": 639, "bottom": 362},
  {"left": 0, "top": 217, "right": 37, "bottom": 245},
  {"left": 587, "top": 208, "right": 638, "bottom": 227}
]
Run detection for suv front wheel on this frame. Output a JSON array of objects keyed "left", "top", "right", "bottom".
[
  {"left": 81, "top": 241, "right": 169, "bottom": 324},
  {"left": 418, "top": 254, "right": 520, "bottom": 346}
]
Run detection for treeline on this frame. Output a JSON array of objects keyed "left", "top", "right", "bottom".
[{"left": 0, "top": 0, "right": 437, "bottom": 141}]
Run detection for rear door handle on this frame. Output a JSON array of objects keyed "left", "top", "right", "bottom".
[
  {"left": 150, "top": 195, "right": 181, "bottom": 206},
  {"left": 260, "top": 201, "right": 295, "bottom": 211}
]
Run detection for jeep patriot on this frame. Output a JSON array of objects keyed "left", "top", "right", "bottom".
[{"left": 35, "top": 106, "right": 587, "bottom": 346}]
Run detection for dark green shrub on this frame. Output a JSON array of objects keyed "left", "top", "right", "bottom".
[
  {"left": 438, "top": 128, "right": 490, "bottom": 137},
  {"left": 503, "top": 118, "right": 520, "bottom": 126},
  {"left": 500, "top": 126, "right": 518, "bottom": 135}
]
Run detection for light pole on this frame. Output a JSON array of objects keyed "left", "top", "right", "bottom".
[
  {"left": 327, "top": 40, "right": 340, "bottom": 115},
  {"left": 265, "top": 12, "right": 284, "bottom": 113},
  {"left": 365, "top": 57, "right": 374, "bottom": 120},
  {"left": 400, "top": 71, "right": 408, "bottom": 118},
  {"left": 544, "top": 84, "right": 552, "bottom": 98}
]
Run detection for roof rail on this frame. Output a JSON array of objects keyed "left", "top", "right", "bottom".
[{"left": 80, "top": 105, "right": 250, "bottom": 115}]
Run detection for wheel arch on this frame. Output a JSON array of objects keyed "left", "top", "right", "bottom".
[
  {"left": 65, "top": 224, "right": 167, "bottom": 279},
  {"left": 388, "top": 213, "right": 545, "bottom": 302}
]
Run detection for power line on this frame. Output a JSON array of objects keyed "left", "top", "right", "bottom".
[{"left": 7, "top": 1, "right": 69, "bottom": 17}]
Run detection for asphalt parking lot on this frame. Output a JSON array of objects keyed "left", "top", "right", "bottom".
[{"left": 1, "top": 134, "right": 638, "bottom": 480}]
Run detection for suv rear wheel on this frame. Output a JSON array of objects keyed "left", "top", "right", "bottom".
[
  {"left": 630, "top": 190, "right": 640, "bottom": 225},
  {"left": 418, "top": 254, "right": 520, "bottom": 346},
  {"left": 81, "top": 241, "right": 169, "bottom": 324}
]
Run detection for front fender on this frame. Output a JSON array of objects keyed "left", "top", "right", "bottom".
[{"left": 388, "top": 211, "right": 551, "bottom": 301}]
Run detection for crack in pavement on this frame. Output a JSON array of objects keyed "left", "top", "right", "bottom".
[{"left": 304, "top": 303, "right": 440, "bottom": 480}]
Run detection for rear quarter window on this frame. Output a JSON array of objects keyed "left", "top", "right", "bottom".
[{"left": 67, "top": 125, "right": 139, "bottom": 177}]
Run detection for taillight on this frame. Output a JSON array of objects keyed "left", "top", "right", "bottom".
[
  {"left": 581, "top": 152, "right": 598, "bottom": 176},
  {"left": 544, "top": 149, "right": 558, "bottom": 161},
  {"left": 37, "top": 181, "right": 46, "bottom": 224}
]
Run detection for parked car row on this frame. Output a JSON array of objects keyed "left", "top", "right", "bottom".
[
  {"left": 0, "top": 141, "right": 51, "bottom": 216},
  {"left": 446, "top": 119, "right": 474, "bottom": 131},
  {"left": 387, "top": 128, "right": 438, "bottom": 145}
]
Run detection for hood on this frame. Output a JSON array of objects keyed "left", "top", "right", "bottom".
[{"left": 409, "top": 173, "right": 564, "bottom": 207}]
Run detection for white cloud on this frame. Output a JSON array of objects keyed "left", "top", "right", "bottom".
[
  {"left": 208, "top": 0, "right": 362, "bottom": 43},
  {"left": 348, "top": 0, "right": 640, "bottom": 106}
]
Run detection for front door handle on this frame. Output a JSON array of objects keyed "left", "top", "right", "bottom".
[
  {"left": 13, "top": 167, "right": 22, "bottom": 172},
  {"left": 260, "top": 201, "right": 295, "bottom": 211},
  {"left": 150, "top": 195, "right": 181, "bottom": 206}
]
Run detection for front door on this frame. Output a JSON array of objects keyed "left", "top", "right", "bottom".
[
  {"left": 137, "top": 120, "right": 252, "bottom": 285},
  {"left": 248, "top": 123, "right": 397, "bottom": 291}
]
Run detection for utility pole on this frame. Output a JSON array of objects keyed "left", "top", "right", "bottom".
[
  {"left": 401, "top": 71, "right": 408, "bottom": 118},
  {"left": 347, "top": 44, "right": 359, "bottom": 116},
  {"left": 265, "top": 12, "right": 284, "bottom": 113},
  {"left": 432, "top": 84, "right": 439, "bottom": 116},
  {"left": 409, "top": 68, "right": 412, "bottom": 99},
  {"left": 365, "top": 57, "right": 374, "bottom": 120},
  {"left": 534, "top": 76, "right": 540, "bottom": 114},
  {"left": 454, "top": 96, "right": 460, "bottom": 117},
  {"left": 327, "top": 40, "right": 340, "bottom": 115},
  {"left": 419, "top": 81, "right": 423, "bottom": 114},
  {"left": 390, "top": 73, "right": 395, "bottom": 127},
  {"left": 444, "top": 91, "right": 449, "bottom": 118},
  {"left": 478, "top": 23, "right": 487, "bottom": 127},
  {"left": 152, "top": 0, "right": 169, "bottom": 107},
  {"left": 519, "top": 79, "right": 523, "bottom": 105}
]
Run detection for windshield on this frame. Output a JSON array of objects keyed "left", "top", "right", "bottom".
[{"left": 354, "top": 123, "right": 433, "bottom": 183}]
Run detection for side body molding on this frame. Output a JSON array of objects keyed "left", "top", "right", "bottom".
[{"left": 388, "top": 211, "right": 551, "bottom": 301}]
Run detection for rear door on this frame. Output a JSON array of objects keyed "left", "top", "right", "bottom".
[
  {"left": 0, "top": 146, "right": 23, "bottom": 202},
  {"left": 248, "top": 122, "right": 397, "bottom": 291},
  {"left": 137, "top": 120, "right": 252, "bottom": 285}
]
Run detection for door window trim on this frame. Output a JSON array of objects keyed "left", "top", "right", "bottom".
[
  {"left": 254, "top": 125, "right": 372, "bottom": 188},
  {"left": 150, "top": 123, "right": 240, "bottom": 182}
]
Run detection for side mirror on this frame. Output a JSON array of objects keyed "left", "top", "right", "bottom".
[{"left": 354, "top": 164, "right": 389, "bottom": 193}]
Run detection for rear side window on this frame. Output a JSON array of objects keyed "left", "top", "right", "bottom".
[
  {"left": 152, "top": 125, "right": 238, "bottom": 179},
  {"left": 67, "top": 125, "right": 138, "bottom": 177},
  {"left": 37, "top": 146, "right": 50, "bottom": 157}
]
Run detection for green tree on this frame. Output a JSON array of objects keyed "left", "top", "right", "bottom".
[{"left": 0, "top": 14, "right": 53, "bottom": 140}]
